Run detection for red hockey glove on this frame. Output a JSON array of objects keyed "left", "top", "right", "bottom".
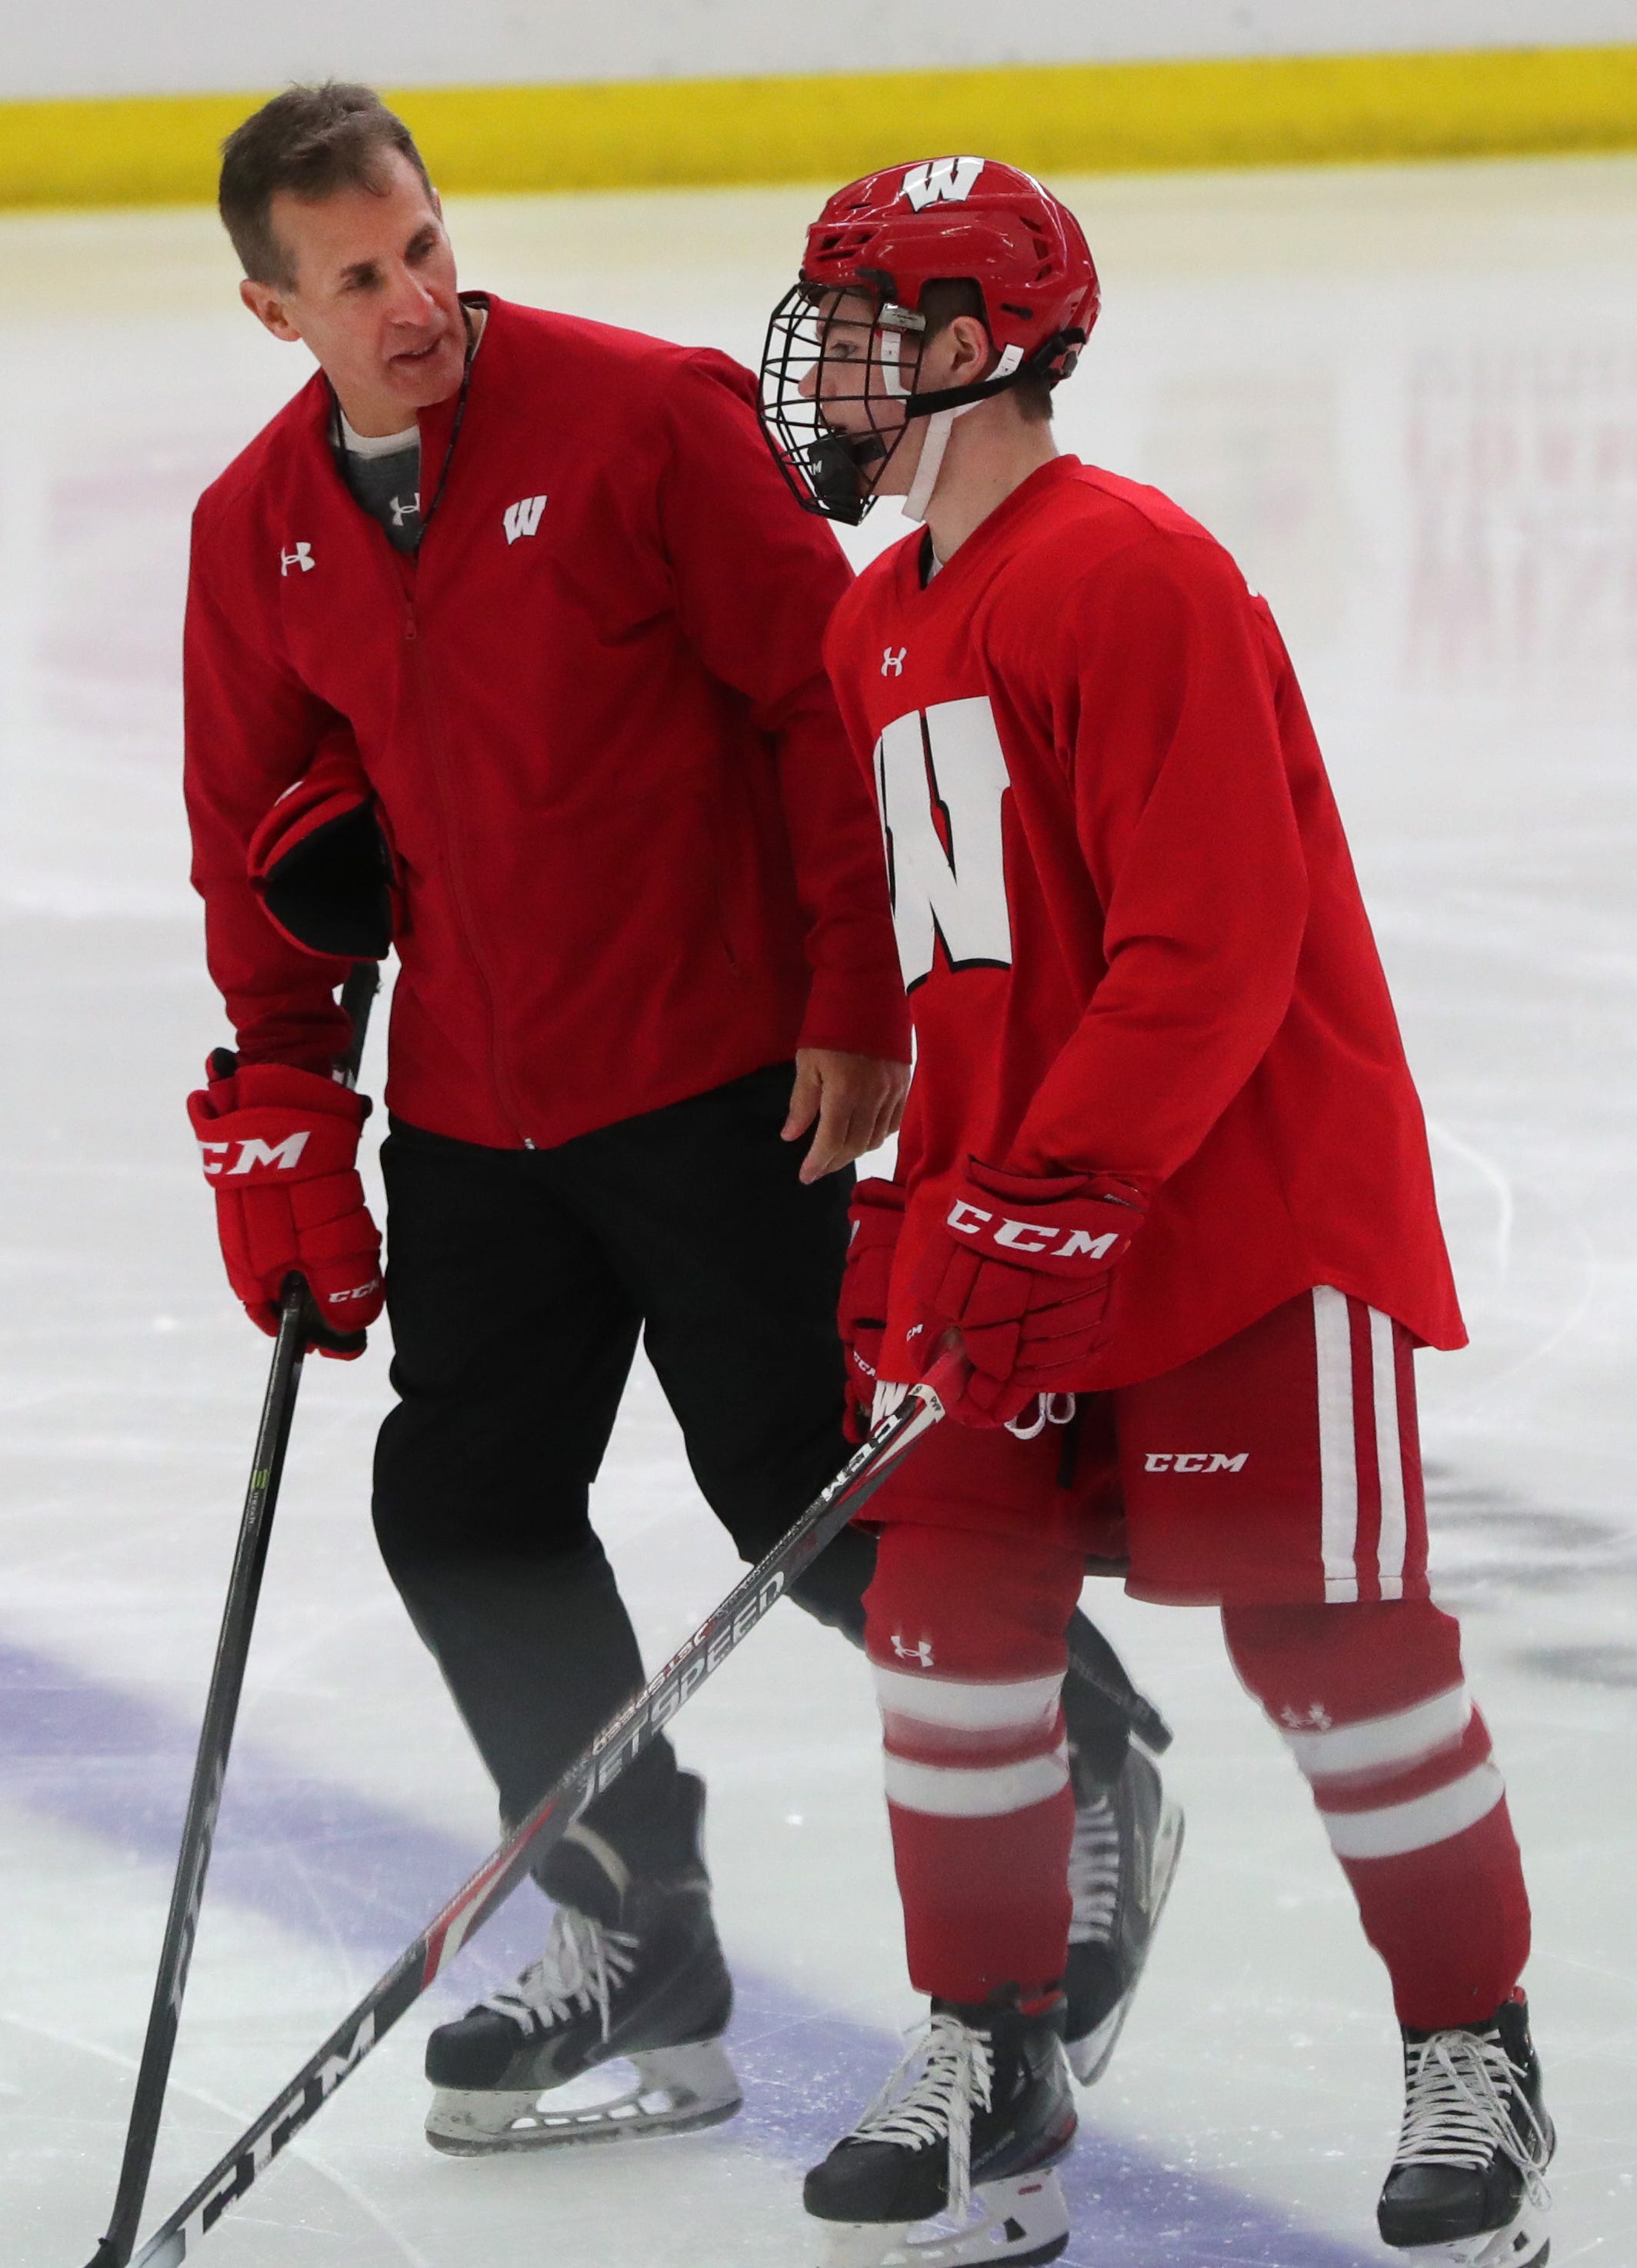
[
  {"left": 247, "top": 739, "right": 398, "bottom": 961},
  {"left": 187, "top": 1062, "right": 384, "bottom": 1357},
  {"left": 839, "top": 1177, "right": 905, "bottom": 1441},
  {"left": 913, "top": 1158, "right": 1146, "bottom": 1427}
]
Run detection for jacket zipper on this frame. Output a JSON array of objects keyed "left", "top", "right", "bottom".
[{"left": 403, "top": 595, "right": 535, "bottom": 1146}]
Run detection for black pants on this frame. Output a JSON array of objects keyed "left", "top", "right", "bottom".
[{"left": 374, "top": 1063, "right": 1139, "bottom": 1880}]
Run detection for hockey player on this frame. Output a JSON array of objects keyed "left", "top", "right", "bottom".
[
  {"left": 758, "top": 160, "right": 1552, "bottom": 2268},
  {"left": 184, "top": 89, "right": 1172, "bottom": 2159}
]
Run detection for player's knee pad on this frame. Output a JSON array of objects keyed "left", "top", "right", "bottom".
[
  {"left": 1221, "top": 1597, "right": 1467, "bottom": 1725},
  {"left": 864, "top": 1522, "right": 1084, "bottom": 1684},
  {"left": 1222, "top": 1599, "right": 1515, "bottom": 1883},
  {"left": 864, "top": 1525, "right": 1080, "bottom": 1875}
]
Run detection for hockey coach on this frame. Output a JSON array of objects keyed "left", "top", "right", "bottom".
[
  {"left": 182, "top": 84, "right": 1165, "bottom": 2156},
  {"left": 182, "top": 82, "right": 916, "bottom": 2139}
]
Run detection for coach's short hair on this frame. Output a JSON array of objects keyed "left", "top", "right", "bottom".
[{"left": 218, "top": 82, "right": 433, "bottom": 289}]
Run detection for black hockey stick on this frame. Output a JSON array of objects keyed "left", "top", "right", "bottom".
[
  {"left": 86, "top": 962, "right": 381, "bottom": 2268},
  {"left": 116, "top": 1355, "right": 959, "bottom": 2268},
  {"left": 1066, "top": 1625, "right": 1171, "bottom": 1757}
]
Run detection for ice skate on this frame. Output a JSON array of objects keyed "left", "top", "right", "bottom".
[
  {"left": 1062, "top": 1737, "right": 1183, "bottom": 2084},
  {"left": 1376, "top": 1991, "right": 1553, "bottom": 2265},
  {"left": 803, "top": 1999, "right": 1075, "bottom": 2268},
  {"left": 424, "top": 1774, "right": 741, "bottom": 2152}
]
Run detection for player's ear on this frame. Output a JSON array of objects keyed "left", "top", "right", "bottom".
[
  {"left": 949, "top": 314, "right": 993, "bottom": 383},
  {"left": 240, "top": 276, "right": 302, "bottom": 344}
]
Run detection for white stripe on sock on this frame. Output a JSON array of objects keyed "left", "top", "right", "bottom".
[
  {"left": 1320, "top": 1760, "right": 1505, "bottom": 1860},
  {"left": 1314, "top": 1287, "right": 1359, "bottom": 1604},
  {"left": 1371, "top": 1306, "right": 1408, "bottom": 1600},
  {"left": 1282, "top": 1684, "right": 1472, "bottom": 1780},
  {"left": 883, "top": 1743, "right": 1071, "bottom": 1819},
  {"left": 871, "top": 1663, "right": 1062, "bottom": 1733}
]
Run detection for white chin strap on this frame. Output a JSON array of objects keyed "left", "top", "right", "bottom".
[{"left": 901, "top": 345, "right": 1024, "bottom": 525}]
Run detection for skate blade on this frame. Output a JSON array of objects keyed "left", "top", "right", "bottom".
[
  {"left": 814, "top": 2170, "right": 1069, "bottom": 2268},
  {"left": 1068, "top": 1797, "right": 1185, "bottom": 2086},
  {"left": 425, "top": 2041, "right": 742, "bottom": 2153},
  {"left": 1382, "top": 2202, "right": 1549, "bottom": 2268}
]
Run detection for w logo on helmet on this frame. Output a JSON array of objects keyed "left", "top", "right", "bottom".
[{"left": 902, "top": 157, "right": 985, "bottom": 211}]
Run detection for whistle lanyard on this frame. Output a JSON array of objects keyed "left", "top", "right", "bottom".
[{"left": 328, "top": 294, "right": 484, "bottom": 538}]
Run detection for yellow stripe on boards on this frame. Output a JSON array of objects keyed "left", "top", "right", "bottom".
[{"left": 3, "top": 45, "right": 1637, "bottom": 211}]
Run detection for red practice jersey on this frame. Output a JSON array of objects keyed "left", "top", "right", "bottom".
[
  {"left": 186, "top": 297, "right": 909, "bottom": 1150},
  {"left": 825, "top": 457, "right": 1465, "bottom": 1391}
]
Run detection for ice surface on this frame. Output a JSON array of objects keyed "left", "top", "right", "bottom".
[{"left": 1, "top": 156, "right": 1635, "bottom": 2266}]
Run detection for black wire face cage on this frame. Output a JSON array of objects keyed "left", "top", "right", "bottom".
[{"left": 759, "top": 281, "right": 928, "bottom": 525}]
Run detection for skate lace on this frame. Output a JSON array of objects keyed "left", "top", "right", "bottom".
[
  {"left": 1065, "top": 1787, "right": 1120, "bottom": 1945},
  {"left": 482, "top": 1907, "right": 641, "bottom": 2046},
  {"left": 1396, "top": 2029, "right": 1552, "bottom": 2206},
  {"left": 847, "top": 2013, "right": 993, "bottom": 2220}
]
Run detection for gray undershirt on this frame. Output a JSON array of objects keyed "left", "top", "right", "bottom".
[{"left": 338, "top": 411, "right": 423, "bottom": 553}]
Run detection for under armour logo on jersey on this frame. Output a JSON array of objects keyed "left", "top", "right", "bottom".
[
  {"left": 902, "top": 156, "right": 985, "bottom": 211},
  {"left": 389, "top": 493, "right": 420, "bottom": 528},
  {"left": 1279, "top": 1703, "right": 1334, "bottom": 1731},
  {"left": 892, "top": 1633, "right": 935, "bottom": 1669},
  {"left": 502, "top": 494, "right": 548, "bottom": 544},
  {"left": 281, "top": 543, "right": 315, "bottom": 576},
  {"left": 882, "top": 647, "right": 907, "bottom": 676}
]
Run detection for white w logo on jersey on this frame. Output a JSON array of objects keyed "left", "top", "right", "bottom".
[
  {"left": 874, "top": 697, "right": 1012, "bottom": 990},
  {"left": 902, "top": 157, "right": 985, "bottom": 211},
  {"left": 502, "top": 494, "right": 548, "bottom": 544}
]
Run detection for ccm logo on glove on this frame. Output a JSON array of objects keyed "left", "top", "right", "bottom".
[
  {"left": 198, "top": 1131, "right": 312, "bottom": 1176},
  {"left": 945, "top": 1200, "right": 1125, "bottom": 1263},
  {"left": 186, "top": 1061, "right": 383, "bottom": 1356},
  {"left": 915, "top": 1157, "right": 1147, "bottom": 1427}
]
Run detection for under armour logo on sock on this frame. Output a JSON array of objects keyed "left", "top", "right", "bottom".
[{"left": 892, "top": 1633, "right": 935, "bottom": 1668}]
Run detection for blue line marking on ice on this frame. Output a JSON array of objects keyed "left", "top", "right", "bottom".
[{"left": 0, "top": 1634, "right": 1381, "bottom": 2266}]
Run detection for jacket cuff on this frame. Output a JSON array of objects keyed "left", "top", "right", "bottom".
[{"left": 797, "top": 964, "right": 912, "bottom": 1064}]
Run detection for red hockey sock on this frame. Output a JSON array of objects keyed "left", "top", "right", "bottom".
[
  {"left": 1222, "top": 1600, "right": 1532, "bottom": 2029},
  {"left": 864, "top": 1523, "right": 1087, "bottom": 2004}
]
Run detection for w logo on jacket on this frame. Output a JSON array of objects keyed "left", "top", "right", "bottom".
[{"left": 503, "top": 494, "right": 548, "bottom": 544}]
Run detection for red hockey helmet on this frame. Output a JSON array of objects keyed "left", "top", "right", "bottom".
[{"left": 759, "top": 156, "right": 1099, "bottom": 522}]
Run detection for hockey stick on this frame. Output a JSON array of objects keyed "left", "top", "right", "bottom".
[
  {"left": 115, "top": 1354, "right": 959, "bottom": 2268},
  {"left": 1065, "top": 1627, "right": 1171, "bottom": 1758},
  {"left": 86, "top": 962, "right": 381, "bottom": 2268}
]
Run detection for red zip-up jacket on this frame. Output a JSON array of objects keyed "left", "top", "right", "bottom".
[
  {"left": 185, "top": 295, "right": 910, "bottom": 1148},
  {"left": 825, "top": 458, "right": 1465, "bottom": 1390}
]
